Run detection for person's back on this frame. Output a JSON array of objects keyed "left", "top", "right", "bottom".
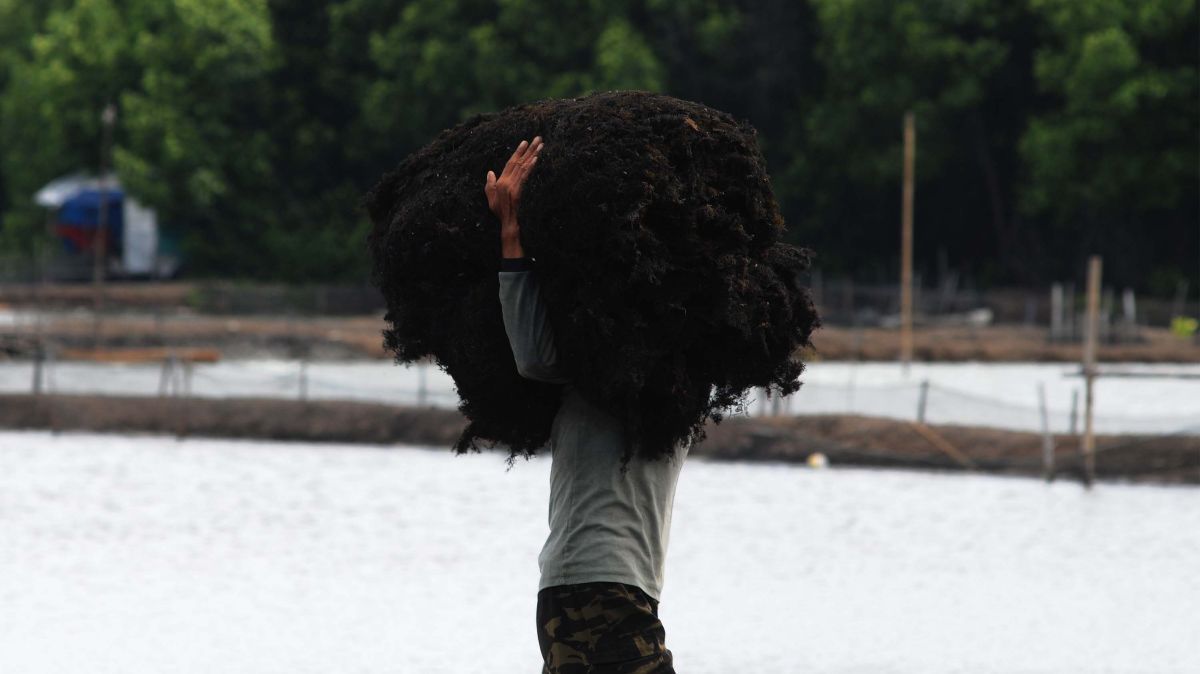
[
  {"left": 489, "top": 136, "right": 684, "bottom": 673},
  {"left": 539, "top": 385, "right": 686, "bottom": 600}
]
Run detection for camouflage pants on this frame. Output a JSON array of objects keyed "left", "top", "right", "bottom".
[{"left": 536, "top": 582, "right": 675, "bottom": 673}]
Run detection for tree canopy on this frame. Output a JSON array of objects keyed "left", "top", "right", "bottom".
[{"left": 0, "top": 0, "right": 1195, "bottom": 292}]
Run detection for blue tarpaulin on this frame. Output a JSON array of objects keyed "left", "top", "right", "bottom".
[
  {"left": 34, "top": 175, "right": 125, "bottom": 253},
  {"left": 56, "top": 188, "right": 124, "bottom": 229},
  {"left": 35, "top": 173, "right": 167, "bottom": 275}
]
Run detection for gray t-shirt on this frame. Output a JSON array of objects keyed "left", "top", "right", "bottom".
[{"left": 498, "top": 266, "right": 687, "bottom": 600}]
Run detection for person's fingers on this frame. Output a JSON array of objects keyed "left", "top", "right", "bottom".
[
  {"left": 513, "top": 156, "right": 531, "bottom": 186},
  {"left": 485, "top": 172, "right": 497, "bottom": 202},
  {"left": 511, "top": 158, "right": 538, "bottom": 197},
  {"left": 527, "top": 138, "right": 542, "bottom": 160},
  {"left": 501, "top": 142, "right": 525, "bottom": 178},
  {"left": 523, "top": 141, "right": 547, "bottom": 183},
  {"left": 501, "top": 137, "right": 542, "bottom": 183},
  {"left": 508, "top": 139, "right": 528, "bottom": 164}
]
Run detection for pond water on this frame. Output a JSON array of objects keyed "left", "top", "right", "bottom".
[{"left": 2, "top": 431, "right": 1197, "bottom": 673}]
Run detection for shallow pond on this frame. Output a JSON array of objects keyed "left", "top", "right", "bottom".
[{"left": 2, "top": 431, "right": 1197, "bottom": 673}]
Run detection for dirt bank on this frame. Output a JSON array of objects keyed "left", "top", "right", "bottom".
[
  {"left": 2, "top": 311, "right": 1197, "bottom": 363},
  {"left": 3, "top": 394, "right": 1195, "bottom": 484},
  {"left": 700, "top": 413, "right": 1199, "bottom": 484},
  {"left": 0, "top": 393, "right": 461, "bottom": 447},
  {"left": 809, "top": 324, "right": 1198, "bottom": 363}
]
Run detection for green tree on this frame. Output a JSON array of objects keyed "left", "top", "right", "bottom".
[
  {"left": 362, "top": 0, "right": 667, "bottom": 153},
  {"left": 118, "top": 0, "right": 277, "bottom": 276},
  {"left": 0, "top": 0, "right": 71, "bottom": 236},
  {"left": 0, "top": 0, "right": 278, "bottom": 276},
  {"left": 0, "top": 0, "right": 119, "bottom": 249},
  {"left": 2, "top": 0, "right": 1194, "bottom": 290},
  {"left": 1021, "top": 0, "right": 1198, "bottom": 291},
  {"left": 645, "top": 0, "right": 819, "bottom": 244},
  {"left": 788, "top": 0, "right": 1039, "bottom": 283}
]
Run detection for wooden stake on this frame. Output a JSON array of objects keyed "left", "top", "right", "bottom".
[
  {"left": 1038, "top": 382, "right": 1055, "bottom": 482},
  {"left": 916, "top": 379, "right": 930, "bottom": 423},
  {"left": 1050, "top": 283, "right": 1064, "bottom": 341},
  {"left": 1065, "top": 282, "right": 1076, "bottom": 340},
  {"left": 1171, "top": 280, "right": 1188, "bottom": 320},
  {"left": 92, "top": 103, "right": 117, "bottom": 349},
  {"left": 1069, "top": 388, "right": 1079, "bottom": 436},
  {"left": 158, "top": 355, "right": 177, "bottom": 397},
  {"left": 298, "top": 358, "right": 309, "bottom": 401},
  {"left": 908, "top": 421, "right": 975, "bottom": 469},
  {"left": 900, "top": 111, "right": 916, "bottom": 368},
  {"left": 1082, "top": 255, "right": 1102, "bottom": 487},
  {"left": 1121, "top": 289, "right": 1136, "bottom": 342},
  {"left": 31, "top": 346, "right": 44, "bottom": 395}
]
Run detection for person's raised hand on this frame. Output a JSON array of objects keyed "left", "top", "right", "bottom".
[{"left": 485, "top": 136, "right": 543, "bottom": 258}]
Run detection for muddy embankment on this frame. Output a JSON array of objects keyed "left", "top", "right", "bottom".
[
  {"left": 3, "top": 279, "right": 1197, "bottom": 361},
  {"left": 2, "top": 393, "right": 1195, "bottom": 485},
  {"left": 2, "top": 316, "right": 1198, "bottom": 362}
]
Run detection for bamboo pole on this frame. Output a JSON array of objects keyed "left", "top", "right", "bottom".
[
  {"left": 1038, "top": 382, "right": 1055, "bottom": 482},
  {"left": 91, "top": 103, "right": 117, "bottom": 348},
  {"left": 1069, "top": 389, "right": 1079, "bottom": 436},
  {"left": 1121, "top": 289, "right": 1136, "bottom": 342},
  {"left": 900, "top": 112, "right": 916, "bottom": 369},
  {"left": 1065, "top": 282, "right": 1076, "bottom": 340},
  {"left": 908, "top": 421, "right": 975, "bottom": 469},
  {"left": 31, "top": 347, "right": 44, "bottom": 395},
  {"left": 1050, "top": 283, "right": 1064, "bottom": 341},
  {"left": 298, "top": 357, "right": 309, "bottom": 401},
  {"left": 1082, "top": 255, "right": 1102, "bottom": 487}
]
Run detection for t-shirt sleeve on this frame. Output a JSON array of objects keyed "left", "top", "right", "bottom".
[{"left": 498, "top": 259, "right": 571, "bottom": 384}]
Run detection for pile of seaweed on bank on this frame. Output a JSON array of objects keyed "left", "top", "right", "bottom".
[{"left": 365, "top": 91, "right": 819, "bottom": 463}]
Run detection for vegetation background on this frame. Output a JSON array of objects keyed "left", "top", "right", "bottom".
[{"left": 0, "top": 0, "right": 1195, "bottom": 293}]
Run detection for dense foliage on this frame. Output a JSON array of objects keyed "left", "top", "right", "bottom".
[{"left": 0, "top": 0, "right": 1195, "bottom": 292}]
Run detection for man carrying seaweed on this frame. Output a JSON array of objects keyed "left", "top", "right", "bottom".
[{"left": 486, "top": 136, "right": 685, "bottom": 674}]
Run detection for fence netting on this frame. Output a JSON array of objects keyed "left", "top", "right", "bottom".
[{"left": 3, "top": 359, "right": 1196, "bottom": 440}]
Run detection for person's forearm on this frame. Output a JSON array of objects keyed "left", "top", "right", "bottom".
[
  {"left": 501, "top": 224, "right": 525, "bottom": 258},
  {"left": 488, "top": 135, "right": 563, "bottom": 381}
]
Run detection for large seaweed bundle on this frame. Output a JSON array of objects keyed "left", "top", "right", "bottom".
[{"left": 365, "top": 90, "right": 819, "bottom": 463}]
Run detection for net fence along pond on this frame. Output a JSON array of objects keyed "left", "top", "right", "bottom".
[{"left": 1, "top": 360, "right": 1198, "bottom": 437}]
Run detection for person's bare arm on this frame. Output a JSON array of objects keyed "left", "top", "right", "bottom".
[{"left": 487, "top": 136, "right": 570, "bottom": 384}]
